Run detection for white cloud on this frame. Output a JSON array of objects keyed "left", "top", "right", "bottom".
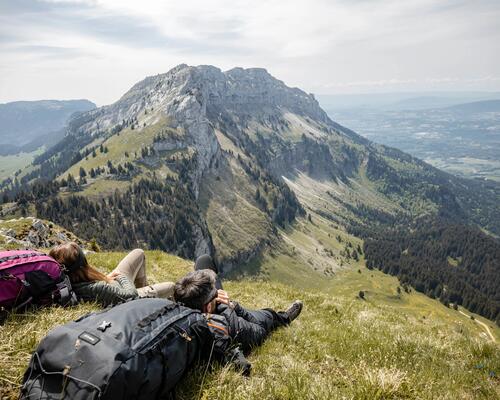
[{"left": 0, "top": 0, "right": 499, "bottom": 104}]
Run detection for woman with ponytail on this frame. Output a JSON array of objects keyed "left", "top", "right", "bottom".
[{"left": 49, "top": 242, "right": 174, "bottom": 307}]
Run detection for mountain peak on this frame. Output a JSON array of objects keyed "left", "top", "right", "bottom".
[
  {"left": 71, "top": 64, "right": 330, "bottom": 137},
  {"left": 225, "top": 66, "right": 272, "bottom": 77}
]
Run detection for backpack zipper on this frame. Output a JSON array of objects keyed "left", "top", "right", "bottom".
[
  {"left": 139, "top": 326, "right": 192, "bottom": 354},
  {"left": 134, "top": 309, "right": 196, "bottom": 353},
  {"left": 172, "top": 325, "right": 192, "bottom": 342}
]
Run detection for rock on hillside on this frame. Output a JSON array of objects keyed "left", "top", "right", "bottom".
[{"left": 0, "top": 218, "right": 86, "bottom": 250}]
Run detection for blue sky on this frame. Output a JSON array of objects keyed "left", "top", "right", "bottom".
[{"left": 1, "top": 0, "right": 499, "bottom": 105}]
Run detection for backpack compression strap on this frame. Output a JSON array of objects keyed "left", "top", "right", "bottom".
[
  {"left": 0, "top": 252, "right": 43, "bottom": 264},
  {"left": 133, "top": 308, "right": 199, "bottom": 352}
]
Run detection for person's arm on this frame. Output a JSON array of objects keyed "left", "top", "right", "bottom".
[
  {"left": 76, "top": 276, "right": 138, "bottom": 306},
  {"left": 217, "top": 301, "right": 261, "bottom": 326},
  {"left": 215, "top": 290, "right": 256, "bottom": 321},
  {"left": 230, "top": 302, "right": 253, "bottom": 318},
  {"left": 201, "top": 314, "right": 252, "bottom": 376},
  {"left": 223, "top": 346, "right": 252, "bottom": 376},
  {"left": 113, "top": 274, "right": 138, "bottom": 294}
]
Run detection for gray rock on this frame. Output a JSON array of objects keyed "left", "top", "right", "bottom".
[
  {"left": 4, "top": 229, "right": 16, "bottom": 238},
  {"left": 26, "top": 230, "right": 42, "bottom": 247},
  {"left": 32, "top": 219, "right": 48, "bottom": 233},
  {"left": 193, "top": 225, "right": 211, "bottom": 258},
  {"left": 56, "top": 232, "right": 69, "bottom": 242},
  {"left": 5, "top": 237, "right": 30, "bottom": 247}
]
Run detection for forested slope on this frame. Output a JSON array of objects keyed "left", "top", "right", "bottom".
[{"left": 364, "top": 220, "right": 500, "bottom": 324}]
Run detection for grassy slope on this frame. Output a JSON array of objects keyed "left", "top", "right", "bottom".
[
  {"left": 199, "top": 128, "right": 277, "bottom": 262},
  {"left": 58, "top": 116, "right": 179, "bottom": 199},
  {"left": 0, "top": 148, "right": 44, "bottom": 181},
  {"left": 199, "top": 156, "right": 272, "bottom": 261},
  {"left": 1, "top": 242, "right": 498, "bottom": 399}
]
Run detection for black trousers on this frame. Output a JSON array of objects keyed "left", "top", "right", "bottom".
[{"left": 231, "top": 305, "right": 290, "bottom": 353}]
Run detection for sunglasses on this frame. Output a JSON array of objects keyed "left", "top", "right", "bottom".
[{"left": 207, "top": 288, "right": 218, "bottom": 304}]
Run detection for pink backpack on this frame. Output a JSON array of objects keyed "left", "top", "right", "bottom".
[{"left": 0, "top": 250, "right": 77, "bottom": 311}]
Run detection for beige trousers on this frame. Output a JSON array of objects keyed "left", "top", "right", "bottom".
[{"left": 114, "top": 249, "right": 175, "bottom": 299}]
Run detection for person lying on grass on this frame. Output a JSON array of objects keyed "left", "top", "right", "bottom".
[
  {"left": 173, "top": 268, "right": 303, "bottom": 359},
  {"left": 49, "top": 242, "right": 175, "bottom": 306},
  {"left": 49, "top": 244, "right": 224, "bottom": 307}
]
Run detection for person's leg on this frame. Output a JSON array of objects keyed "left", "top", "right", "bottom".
[
  {"left": 194, "top": 254, "right": 223, "bottom": 289},
  {"left": 227, "top": 301, "right": 302, "bottom": 352},
  {"left": 234, "top": 316, "right": 268, "bottom": 352},
  {"left": 137, "top": 282, "right": 175, "bottom": 299},
  {"left": 113, "top": 249, "right": 148, "bottom": 288},
  {"left": 232, "top": 308, "right": 289, "bottom": 352},
  {"left": 241, "top": 308, "right": 290, "bottom": 331}
]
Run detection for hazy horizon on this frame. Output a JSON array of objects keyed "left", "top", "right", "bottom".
[{"left": 1, "top": 0, "right": 500, "bottom": 105}]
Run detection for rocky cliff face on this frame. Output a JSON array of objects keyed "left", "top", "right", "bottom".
[{"left": 68, "top": 64, "right": 331, "bottom": 197}]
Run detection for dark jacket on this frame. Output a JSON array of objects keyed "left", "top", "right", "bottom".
[{"left": 72, "top": 275, "right": 139, "bottom": 306}]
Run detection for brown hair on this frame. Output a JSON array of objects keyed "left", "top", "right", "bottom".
[
  {"left": 173, "top": 269, "right": 217, "bottom": 311},
  {"left": 49, "top": 242, "right": 112, "bottom": 284}
]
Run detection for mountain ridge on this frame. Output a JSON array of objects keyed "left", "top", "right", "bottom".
[
  {"left": 447, "top": 99, "right": 500, "bottom": 113},
  {"left": 3, "top": 64, "right": 500, "bottom": 240}
]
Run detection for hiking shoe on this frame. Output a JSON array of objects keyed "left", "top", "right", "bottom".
[{"left": 285, "top": 300, "right": 303, "bottom": 322}]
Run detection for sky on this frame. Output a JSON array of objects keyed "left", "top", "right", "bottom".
[{"left": 1, "top": 0, "right": 500, "bottom": 106}]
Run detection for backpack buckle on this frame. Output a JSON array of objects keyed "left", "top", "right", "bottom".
[{"left": 97, "top": 320, "right": 112, "bottom": 332}]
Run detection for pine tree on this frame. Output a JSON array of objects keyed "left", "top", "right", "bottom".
[{"left": 67, "top": 174, "right": 77, "bottom": 189}]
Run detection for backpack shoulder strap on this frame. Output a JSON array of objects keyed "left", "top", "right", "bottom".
[{"left": 204, "top": 313, "right": 229, "bottom": 336}]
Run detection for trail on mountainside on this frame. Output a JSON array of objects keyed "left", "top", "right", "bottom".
[{"left": 459, "top": 310, "right": 496, "bottom": 342}]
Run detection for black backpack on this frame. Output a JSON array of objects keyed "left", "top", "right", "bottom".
[{"left": 20, "top": 298, "right": 217, "bottom": 399}]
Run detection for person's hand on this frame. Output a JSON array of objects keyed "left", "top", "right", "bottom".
[
  {"left": 216, "top": 289, "right": 230, "bottom": 305},
  {"left": 107, "top": 271, "right": 121, "bottom": 280}
]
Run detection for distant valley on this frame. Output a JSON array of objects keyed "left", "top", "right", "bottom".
[
  {"left": 0, "top": 99, "right": 96, "bottom": 180},
  {"left": 320, "top": 96, "right": 500, "bottom": 181}
]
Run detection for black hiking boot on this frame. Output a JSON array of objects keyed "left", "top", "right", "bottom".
[{"left": 285, "top": 300, "right": 303, "bottom": 322}]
